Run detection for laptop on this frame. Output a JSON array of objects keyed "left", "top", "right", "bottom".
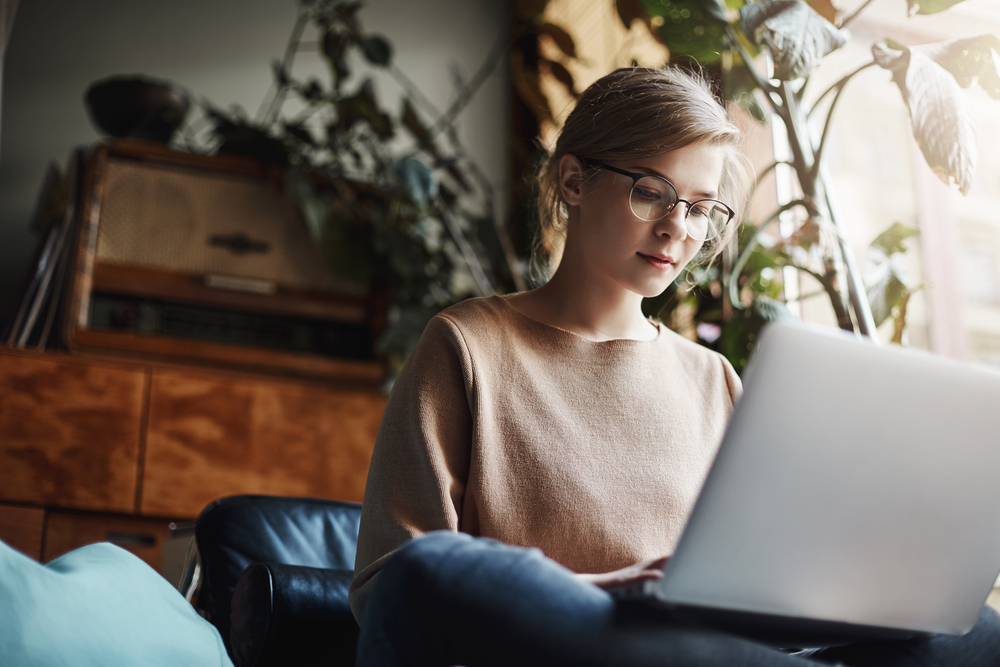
[{"left": 616, "top": 320, "right": 1000, "bottom": 647}]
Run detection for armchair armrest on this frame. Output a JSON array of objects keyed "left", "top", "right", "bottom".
[{"left": 229, "top": 563, "right": 359, "bottom": 667}]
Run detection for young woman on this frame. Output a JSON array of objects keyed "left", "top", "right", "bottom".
[{"left": 348, "top": 67, "right": 1000, "bottom": 666}]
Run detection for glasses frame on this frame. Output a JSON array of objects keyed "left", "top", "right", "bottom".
[{"left": 584, "top": 159, "right": 734, "bottom": 242}]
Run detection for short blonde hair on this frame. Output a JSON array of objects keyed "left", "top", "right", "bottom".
[{"left": 535, "top": 66, "right": 752, "bottom": 277}]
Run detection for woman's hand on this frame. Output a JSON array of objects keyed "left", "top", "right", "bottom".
[{"left": 577, "top": 556, "right": 669, "bottom": 591}]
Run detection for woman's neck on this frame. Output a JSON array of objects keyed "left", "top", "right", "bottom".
[{"left": 509, "top": 260, "right": 658, "bottom": 342}]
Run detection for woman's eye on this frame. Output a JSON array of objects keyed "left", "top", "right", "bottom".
[
  {"left": 689, "top": 204, "right": 710, "bottom": 218},
  {"left": 633, "top": 186, "right": 662, "bottom": 202}
]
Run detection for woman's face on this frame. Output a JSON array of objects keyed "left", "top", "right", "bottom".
[{"left": 562, "top": 142, "right": 726, "bottom": 299}]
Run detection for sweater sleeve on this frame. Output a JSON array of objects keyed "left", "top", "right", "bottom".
[
  {"left": 720, "top": 353, "right": 743, "bottom": 407},
  {"left": 349, "top": 315, "right": 474, "bottom": 622}
]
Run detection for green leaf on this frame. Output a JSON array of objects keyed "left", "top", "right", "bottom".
[
  {"left": 719, "top": 296, "right": 793, "bottom": 373},
  {"left": 753, "top": 295, "right": 795, "bottom": 322},
  {"left": 337, "top": 79, "right": 393, "bottom": 139},
  {"left": 912, "top": 34, "right": 1000, "bottom": 100},
  {"left": 645, "top": 0, "right": 732, "bottom": 65},
  {"left": 698, "top": 0, "right": 730, "bottom": 22},
  {"left": 361, "top": 35, "right": 393, "bottom": 67},
  {"left": 864, "top": 223, "right": 919, "bottom": 327},
  {"left": 906, "top": 0, "right": 967, "bottom": 16},
  {"left": 395, "top": 158, "right": 438, "bottom": 210},
  {"left": 284, "top": 166, "right": 327, "bottom": 243},
  {"left": 282, "top": 121, "right": 316, "bottom": 146},
  {"left": 865, "top": 250, "right": 908, "bottom": 327},
  {"left": 724, "top": 61, "right": 767, "bottom": 122},
  {"left": 321, "top": 30, "right": 351, "bottom": 86},
  {"left": 870, "top": 221, "right": 919, "bottom": 255},
  {"left": 739, "top": 0, "right": 847, "bottom": 80},
  {"left": 271, "top": 60, "right": 290, "bottom": 87},
  {"left": 873, "top": 40, "right": 980, "bottom": 194},
  {"left": 335, "top": 2, "right": 363, "bottom": 24},
  {"left": 207, "top": 108, "right": 290, "bottom": 165}
]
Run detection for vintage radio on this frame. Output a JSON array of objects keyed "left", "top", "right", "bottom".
[{"left": 63, "top": 140, "right": 385, "bottom": 383}]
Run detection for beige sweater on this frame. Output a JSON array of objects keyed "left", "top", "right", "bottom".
[{"left": 349, "top": 295, "right": 742, "bottom": 621}]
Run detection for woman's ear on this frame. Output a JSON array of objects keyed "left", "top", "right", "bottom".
[{"left": 559, "top": 154, "right": 587, "bottom": 207}]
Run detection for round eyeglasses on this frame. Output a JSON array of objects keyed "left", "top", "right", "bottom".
[{"left": 585, "top": 160, "right": 734, "bottom": 243}]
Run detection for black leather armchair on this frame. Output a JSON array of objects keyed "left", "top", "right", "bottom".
[{"left": 194, "top": 495, "right": 362, "bottom": 667}]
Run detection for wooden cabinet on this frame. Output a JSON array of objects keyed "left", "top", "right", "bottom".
[
  {"left": 0, "top": 346, "right": 385, "bottom": 572},
  {"left": 0, "top": 354, "right": 146, "bottom": 512},
  {"left": 42, "top": 510, "right": 174, "bottom": 573},
  {"left": 142, "top": 370, "right": 382, "bottom": 517}
]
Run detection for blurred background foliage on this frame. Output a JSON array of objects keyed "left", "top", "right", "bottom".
[
  {"left": 183, "top": 0, "right": 998, "bottom": 374},
  {"left": 183, "top": 0, "right": 525, "bottom": 371}
]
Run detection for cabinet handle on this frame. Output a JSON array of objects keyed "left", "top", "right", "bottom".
[{"left": 105, "top": 532, "right": 157, "bottom": 547}]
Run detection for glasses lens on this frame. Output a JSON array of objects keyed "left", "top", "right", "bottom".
[
  {"left": 629, "top": 176, "right": 677, "bottom": 221},
  {"left": 685, "top": 201, "right": 731, "bottom": 242}
]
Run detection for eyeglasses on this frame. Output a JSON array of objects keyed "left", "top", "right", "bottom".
[{"left": 585, "top": 160, "right": 734, "bottom": 243}]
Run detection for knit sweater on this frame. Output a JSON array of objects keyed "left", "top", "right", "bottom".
[{"left": 349, "top": 295, "right": 742, "bottom": 621}]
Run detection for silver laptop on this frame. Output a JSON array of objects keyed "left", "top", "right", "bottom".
[{"left": 624, "top": 320, "right": 1000, "bottom": 647}]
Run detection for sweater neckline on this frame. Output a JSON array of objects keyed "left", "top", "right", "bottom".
[{"left": 492, "top": 295, "right": 664, "bottom": 346}]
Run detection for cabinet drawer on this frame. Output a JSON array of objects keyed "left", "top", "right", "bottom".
[
  {"left": 141, "top": 370, "right": 385, "bottom": 517},
  {"left": 43, "top": 510, "right": 174, "bottom": 575},
  {"left": 0, "top": 354, "right": 145, "bottom": 512}
]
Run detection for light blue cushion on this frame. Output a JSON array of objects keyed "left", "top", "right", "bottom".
[{"left": 0, "top": 539, "right": 234, "bottom": 667}]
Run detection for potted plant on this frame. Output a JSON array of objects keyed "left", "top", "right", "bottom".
[
  {"left": 609, "top": 0, "right": 999, "bottom": 370},
  {"left": 179, "top": 0, "right": 526, "bottom": 373}
]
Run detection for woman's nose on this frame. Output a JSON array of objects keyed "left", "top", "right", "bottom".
[{"left": 653, "top": 204, "right": 689, "bottom": 240}]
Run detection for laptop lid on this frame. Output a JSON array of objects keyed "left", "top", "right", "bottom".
[{"left": 656, "top": 320, "right": 1000, "bottom": 640}]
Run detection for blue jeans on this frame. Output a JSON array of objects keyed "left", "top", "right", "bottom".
[{"left": 356, "top": 531, "right": 1000, "bottom": 667}]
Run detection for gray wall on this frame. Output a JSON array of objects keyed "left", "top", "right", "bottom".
[{"left": 0, "top": 0, "right": 509, "bottom": 323}]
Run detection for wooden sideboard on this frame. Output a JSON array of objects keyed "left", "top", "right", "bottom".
[{"left": 0, "top": 345, "right": 386, "bottom": 574}]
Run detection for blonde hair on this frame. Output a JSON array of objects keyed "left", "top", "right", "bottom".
[{"left": 535, "top": 66, "right": 752, "bottom": 278}]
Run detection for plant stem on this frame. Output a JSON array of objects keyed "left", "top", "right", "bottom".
[
  {"left": 819, "top": 261, "right": 855, "bottom": 330},
  {"left": 288, "top": 102, "right": 325, "bottom": 127},
  {"left": 431, "top": 25, "right": 512, "bottom": 138},
  {"left": 891, "top": 291, "right": 910, "bottom": 344},
  {"left": 778, "top": 260, "right": 851, "bottom": 330},
  {"left": 782, "top": 78, "right": 877, "bottom": 336},
  {"left": 810, "top": 60, "right": 876, "bottom": 112},
  {"left": 785, "top": 288, "right": 829, "bottom": 303},
  {"left": 464, "top": 159, "right": 527, "bottom": 292},
  {"left": 754, "top": 160, "right": 792, "bottom": 188},
  {"left": 728, "top": 199, "right": 815, "bottom": 308},
  {"left": 435, "top": 195, "right": 496, "bottom": 296},
  {"left": 726, "top": 12, "right": 877, "bottom": 337},
  {"left": 257, "top": 8, "right": 310, "bottom": 126},
  {"left": 817, "top": 161, "right": 878, "bottom": 335},
  {"left": 809, "top": 62, "right": 877, "bottom": 182},
  {"left": 389, "top": 65, "right": 446, "bottom": 131},
  {"left": 777, "top": 82, "right": 812, "bottom": 181},
  {"left": 726, "top": 26, "right": 779, "bottom": 96}
]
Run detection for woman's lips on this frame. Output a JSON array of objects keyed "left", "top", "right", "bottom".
[{"left": 638, "top": 252, "right": 675, "bottom": 270}]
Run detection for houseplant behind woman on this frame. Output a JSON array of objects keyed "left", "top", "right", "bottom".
[{"left": 349, "top": 66, "right": 1000, "bottom": 666}]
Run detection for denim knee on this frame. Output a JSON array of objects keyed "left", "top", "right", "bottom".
[{"left": 375, "top": 530, "right": 472, "bottom": 606}]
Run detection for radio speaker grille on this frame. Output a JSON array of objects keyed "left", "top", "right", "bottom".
[{"left": 96, "top": 157, "right": 346, "bottom": 293}]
